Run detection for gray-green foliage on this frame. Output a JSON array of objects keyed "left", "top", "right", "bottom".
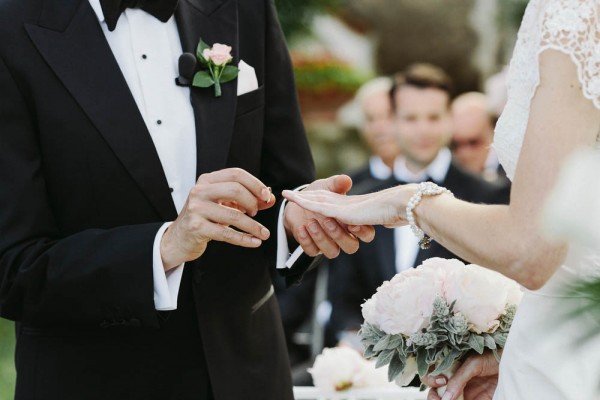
[{"left": 359, "top": 297, "right": 516, "bottom": 382}]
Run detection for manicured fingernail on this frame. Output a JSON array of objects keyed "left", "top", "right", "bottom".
[
  {"left": 261, "top": 227, "right": 270, "bottom": 238},
  {"left": 442, "top": 391, "right": 453, "bottom": 400},
  {"left": 435, "top": 377, "right": 447, "bottom": 385},
  {"left": 308, "top": 222, "right": 319, "bottom": 234},
  {"left": 349, "top": 225, "right": 360, "bottom": 232},
  {"left": 324, "top": 219, "right": 337, "bottom": 231},
  {"left": 251, "top": 237, "right": 261, "bottom": 245},
  {"left": 299, "top": 228, "right": 308, "bottom": 239}
]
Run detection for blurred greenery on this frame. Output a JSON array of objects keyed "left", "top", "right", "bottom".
[
  {"left": 293, "top": 54, "right": 371, "bottom": 93},
  {"left": 499, "top": 0, "right": 530, "bottom": 29},
  {"left": 275, "top": 0, "right": 341, "bottom": 40},
  {"left": 0, "top": 319, "right": 15, "bottom": 400}
]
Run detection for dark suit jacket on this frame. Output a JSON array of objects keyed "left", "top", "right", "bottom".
[
  {"left": 0, "top": 0, "right": 313, "bottom": 399},
  {"left": 327, "top": 161, "right": 510, "bottom": 338}
]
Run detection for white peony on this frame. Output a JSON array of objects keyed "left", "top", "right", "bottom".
[
  {"left": 368, "top": 258, "right": 462, "bottom": 335},
  {"left": 308, "top": 347, "right": 365, "bottom": 391},
  {"left": 361, "top": 297, "right": 379, "bottom": 326},
  {"left": 445, "top": 264, "right": 522, "bottom": 333}
]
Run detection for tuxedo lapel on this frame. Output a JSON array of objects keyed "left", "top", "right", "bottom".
[
  {"left": 175, "top": 0, "right": 239, "bottom": 176},
  {"left": 25, "top": 0, "right": 177, "bottom": 221}
]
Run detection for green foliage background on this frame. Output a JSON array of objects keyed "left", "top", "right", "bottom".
[
  {"left": 0, "top": 319, "right": 15, "bottom": 399},
  {"left": 275, "top": 0, "right": 341, "bottom": 40}
]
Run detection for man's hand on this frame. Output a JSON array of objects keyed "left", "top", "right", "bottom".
[
  {"left": 160, "top": 168, "right": 276, "bottom": 271},
  {"left": 284, "top": 175, "right": 375, "bottom": 258},
  {"left": 422, "top": 352, "right": 500, "bottom": 400}
]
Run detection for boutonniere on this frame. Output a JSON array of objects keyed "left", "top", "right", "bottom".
[{"left": 192, "top": 38, "right": 239, "bottom": 97}]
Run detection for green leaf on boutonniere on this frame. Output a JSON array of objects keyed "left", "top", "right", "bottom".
[
  {"left": 220, "top": 65, "right": 239, "bottom": 83},
  {"left": 196, "top": 38, "right": 211, "bottom": 65},
  {"left": 192, "top": 71, "right": 214, "bottom": 88}
]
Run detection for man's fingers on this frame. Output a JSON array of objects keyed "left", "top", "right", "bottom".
[
  {"left": 201, "top": 222, "right": 265, "bottom": 248},
  {"left": 197, "top": 168, "right": 271, "bottom": 203},
  {"left": 319, "top": 218, "right": 360, "bottom": 254},
  {"left": 192, "top": 202, "right": 270, "bottom": 241},
  {"left": 256, "top": 193, "right": 276, "bottom": 211},
  {"left": 305, "top": 220, "right": 341, "bottom": 259},
  {"left": 315, "top": 174, "right": 353, "bottom": 194},
  {"left": 348, "top": 225, "right": 375, "bottom": 243},
  {"left": 192, "top": 182, "right": 264, "bottom": 216},
  {"left": 294, "top": 225, "right": 321, "bottom": 257}
]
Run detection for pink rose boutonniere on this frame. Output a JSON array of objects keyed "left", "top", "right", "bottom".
[{"left": 192, "top": 38, "right": 239, "bottom": 97}]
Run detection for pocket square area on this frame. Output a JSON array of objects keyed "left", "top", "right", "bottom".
[{"left": 237, "top": 60, "right": 259, "bottom": 96}]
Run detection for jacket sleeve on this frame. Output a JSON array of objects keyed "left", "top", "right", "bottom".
[
  {"left": 0, "top": 54, "right": 160, "bottom": 329},
  {"left": 255, "top": 0, "right": 318, "bottom": 284}
]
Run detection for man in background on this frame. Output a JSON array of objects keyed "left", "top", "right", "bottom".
[{"left": 450, "top": 92, "right": 509, "bottom": 184}]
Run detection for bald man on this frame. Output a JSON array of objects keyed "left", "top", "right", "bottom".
[{"left": 450, "top": 92, "right": 508, "bottom": 184}]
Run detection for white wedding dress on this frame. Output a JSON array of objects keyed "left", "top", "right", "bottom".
[{"left": 493, "top": 0, "right": 600, "bottom": 399}]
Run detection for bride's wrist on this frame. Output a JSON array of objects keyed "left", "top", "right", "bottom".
[{"left": 405, "top": 182, "right": 453, "bottom": 249}]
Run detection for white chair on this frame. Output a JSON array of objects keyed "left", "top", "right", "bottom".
[{"left": 292, "top": 386, "right": 428, "bottom": 400}]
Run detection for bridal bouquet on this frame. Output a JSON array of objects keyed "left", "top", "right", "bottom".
[{"left": 360, "top": 258, "right": 522, "bottom": 390}]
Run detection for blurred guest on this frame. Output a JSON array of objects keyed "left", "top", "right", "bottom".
[
  {"left": 347, "top": 77, "right": 400, "bottom": 191},
  {"left": 327, "top": 64, "right": 510, "bottom": 353},
  {"left": 451, "top": 92, "right": 509, "bottom": 184}
]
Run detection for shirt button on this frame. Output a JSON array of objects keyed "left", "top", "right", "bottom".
[
  {"left": 169, "top": 187, "right": 174, "bottom": 193},
  {"left": 157, "top": 120, "right": 162, "bottom": 125},
  {"left": 142, "top": 54, "right": 147, "bottom": 59}
]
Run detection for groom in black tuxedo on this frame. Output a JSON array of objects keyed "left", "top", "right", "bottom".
[{"left": 0, "top": 0, "right": 373, "bottom": 399}]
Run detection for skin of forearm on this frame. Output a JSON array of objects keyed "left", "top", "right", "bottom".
[{"left": 415, "top": 195, "right": 566, "bottom": 290}]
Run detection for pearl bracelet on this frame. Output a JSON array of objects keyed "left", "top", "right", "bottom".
[{"left": 406, "top": 182, "right": 453, "bottom": 250}]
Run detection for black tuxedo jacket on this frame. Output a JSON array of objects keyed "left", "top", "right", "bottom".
[
  {"left": 327, "top": 162, "right": 511, "bottom": 338},
  {"left": 0, "top": 0, "right": 313, "bottom": 399}
]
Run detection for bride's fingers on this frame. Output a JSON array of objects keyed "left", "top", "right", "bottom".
[{"left": 282, "top": 191, "right": 345, "bottom": 219}]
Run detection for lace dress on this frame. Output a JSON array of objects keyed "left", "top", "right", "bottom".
[{"left": 493, "top": 0, "right": 600, "bottom": 398}]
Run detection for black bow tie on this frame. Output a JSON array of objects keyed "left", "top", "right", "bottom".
[{"left": 100, "top": 0, "right": 179, "bottom": 31}]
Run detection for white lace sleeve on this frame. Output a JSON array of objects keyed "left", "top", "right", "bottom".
[
  {"left": 493, "top": 0, "right": 600, "bottom": 180},
  {"left": 541, "top": 0, "right": 600, "bottom": 109}
]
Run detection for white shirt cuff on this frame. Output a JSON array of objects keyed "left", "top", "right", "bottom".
[
  {"left": 152, "top": 222, "right": 185, "bottom": 310},
  {"left": 276, "top": 184, "right": 309, "bottom": 269}
]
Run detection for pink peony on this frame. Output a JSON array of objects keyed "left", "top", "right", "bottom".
[
  {"left": 202, "top": 43, "right": 232, "bottom": 66},
  {"left": 445, "top": 264, "right": 522, "bottom": 333},
  {"left": 369, "top": 258, "right": 457, "bottom": 335}
]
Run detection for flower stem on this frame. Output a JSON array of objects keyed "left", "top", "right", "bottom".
[{"left": 215, "top": 81, "right": 222, "bottom": 97}]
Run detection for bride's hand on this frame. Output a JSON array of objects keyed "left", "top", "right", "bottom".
[
  {"left": 282, "top": 183, "right": 419, "bottom": 228},
  {"left": 422, "top": 352, "right": 500, "bottom": 400}
]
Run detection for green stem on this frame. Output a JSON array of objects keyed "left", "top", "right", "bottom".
[{"left": 215, "top": 81, "right": 222, "bottom": 97}]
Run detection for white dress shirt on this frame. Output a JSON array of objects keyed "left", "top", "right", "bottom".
[
  {"left": 368, "top": 156, "right": 393, "bottom": 180},
  {"left": 88, "top": 1, "right": 294, "bottom": 310},
  {"left": 392, "top": 148, "right": 452, "bottom": 272}
]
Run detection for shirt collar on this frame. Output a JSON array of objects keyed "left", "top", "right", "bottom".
[
  {"left": 368, "top": 156, "right": 393, "bottom": 180},
  {"left": 88, "top": 0, "right": 106, "bottom": 24},
  {"left": 393, "top": 147, "right": 452, "bottom": 183}
]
